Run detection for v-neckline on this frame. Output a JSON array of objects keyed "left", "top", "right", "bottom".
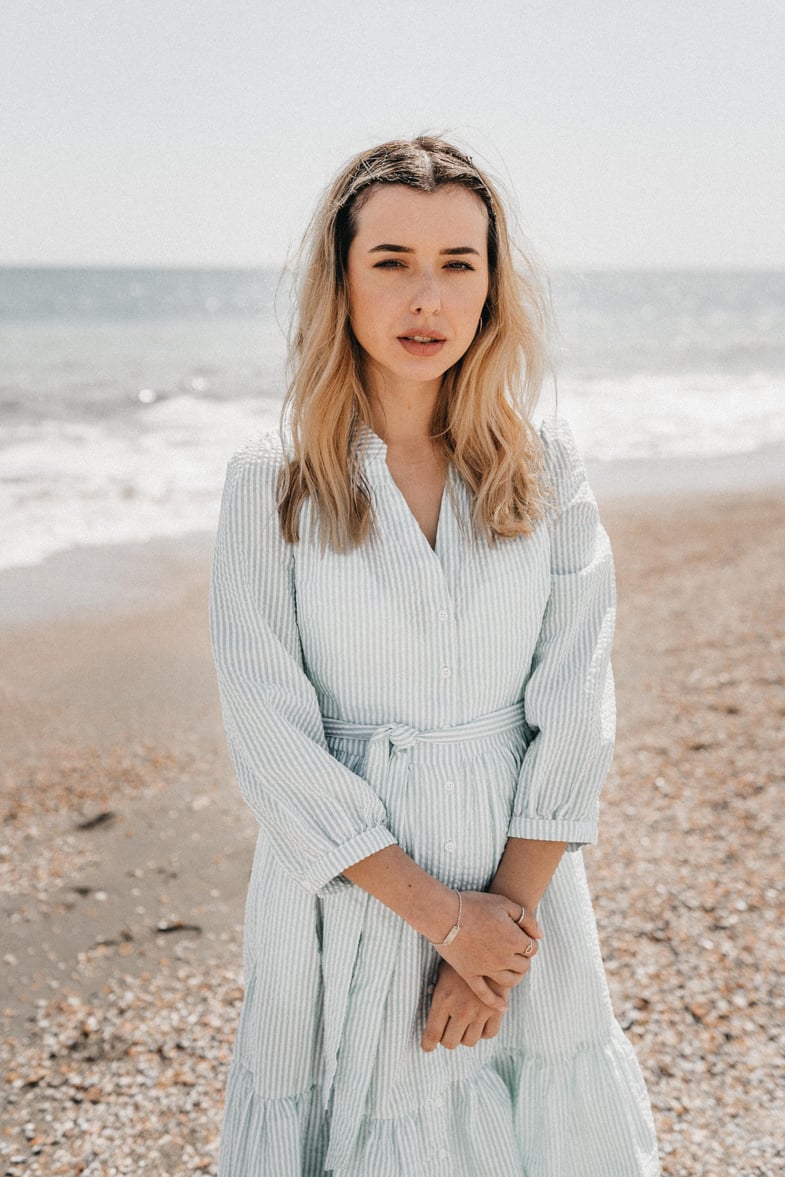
[
  {"left": 382, "top": 458, "right": 448, "bottom": 557},
  {"left": 356, "top": 424, "right": 448, "bottom": 556},
  {"left": 357, "top": 425, "right": 471, "bottom": 598}
]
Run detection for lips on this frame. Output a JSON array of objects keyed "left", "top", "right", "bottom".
[
  {"left": 397, "top": 328, "right": 448, "bottom": 359},
  {"left": 398, "top": 335, "right": 447, "bottom": 357}
]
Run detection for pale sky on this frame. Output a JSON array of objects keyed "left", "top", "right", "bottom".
[{"left": 2, "top": 0, "right": 783, "bottom": 270}]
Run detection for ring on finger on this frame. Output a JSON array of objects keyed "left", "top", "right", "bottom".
[
  {"left": 516, "top": 906, "right": 527, "bottom": 927},
  {"left": 523, "top": 937, "right": 535, "bottom": 957}
]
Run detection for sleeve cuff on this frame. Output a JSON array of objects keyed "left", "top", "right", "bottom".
[
  {"left": 295, "top": 824, "right": 398, "bottom": 897},
  {"left": 506, "top": 815, "right": 598, "bottom": 852}
]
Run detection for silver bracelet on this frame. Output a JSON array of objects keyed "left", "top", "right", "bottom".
[{"left": 431, "top": 889, "right": 463, "bottom": 947}]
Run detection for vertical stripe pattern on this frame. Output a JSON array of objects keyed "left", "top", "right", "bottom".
[{"left": 209, "top": 416, "right": 660, "bottom": 1176}]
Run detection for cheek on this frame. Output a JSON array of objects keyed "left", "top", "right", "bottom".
[
  {"left": 457, "top": 289, "right": 488, "bottom": 335},
  {"left": 349, "top": 279, "right": 382, "bottom": 332}
]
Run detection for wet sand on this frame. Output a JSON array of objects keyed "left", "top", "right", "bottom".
[{"left": 1, "top": 485, "right": 784, "bottom": 1175}]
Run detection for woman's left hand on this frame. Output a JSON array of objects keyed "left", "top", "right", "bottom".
[{"left": 420, "top": 962, "right": 511, "bottom": 1053}]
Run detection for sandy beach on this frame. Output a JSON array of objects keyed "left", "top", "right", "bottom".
[{"left": 1, "top": 483, "right": 784, "bottom": 1176}]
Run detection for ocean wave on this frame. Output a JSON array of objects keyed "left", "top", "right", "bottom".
[
  {"left": 0, "top": 397, "right": 278, "bottom": 570},
  {"left": 2, "top": 372, "right": 784, "bottom": 572},
  {"left": 552, "top": 371, "right": 785, "bottom": 461}
]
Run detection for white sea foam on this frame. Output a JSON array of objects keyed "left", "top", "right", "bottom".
[
  {"left": 0, "top": 395, "right": 278, "bottom": 570},
  {"left": 551, "top": 370, "right": 785, "bottom": 461},
  {"left": 2, "top": 374, "right": 784, "bottom": 573}
]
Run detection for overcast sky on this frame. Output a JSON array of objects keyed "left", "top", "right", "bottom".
[{"left": 2, "top": 1, "right": 783, "bottom": 270}]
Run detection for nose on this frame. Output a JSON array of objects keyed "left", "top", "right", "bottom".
[{"left": 410, "top": 272, "right": 441, "bottom": 316}]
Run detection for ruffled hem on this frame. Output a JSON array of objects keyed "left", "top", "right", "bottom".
[
  {"left": 496, "top": 1022, "right": 661, "bottom": 1177},
  {"left": 217, "top": 1063, "right": 327, "bottom": 1177},
  {"left": 345, "top": 1065, "right": 521, "bottom": 1176},
  {"left": 218, "top": 1026, "right": 660, "bottom": 1177}
]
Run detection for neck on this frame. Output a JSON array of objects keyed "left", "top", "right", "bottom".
[{"left": 366, "top": 373, "right": 442, "bottom": 450}]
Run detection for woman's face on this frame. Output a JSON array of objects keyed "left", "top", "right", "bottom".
[{"left": 346, "top": 183, "right": 490, "bottom": 405}]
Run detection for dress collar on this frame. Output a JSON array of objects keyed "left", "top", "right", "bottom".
[
  {"left": 354, "top": 423, "right": 389, "bottom": 483},
  {"left": 354, "top": 424, "right": 464, "bottom": 513}
]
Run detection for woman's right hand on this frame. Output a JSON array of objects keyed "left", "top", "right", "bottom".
[{"left": 434, "top": 890, "right": 542, "bottom": 1009}]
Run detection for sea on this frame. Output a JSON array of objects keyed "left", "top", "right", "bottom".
[{"left": 1, "top": 267, "right": 783, "bottom": 572}]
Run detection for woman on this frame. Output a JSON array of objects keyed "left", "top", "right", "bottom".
[{"left": 209, "top": 136, "right": 660, "bottom": 1176}]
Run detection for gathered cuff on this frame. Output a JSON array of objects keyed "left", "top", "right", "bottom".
[
  {"left": 298, "top": 825, "right": 398, "bottom": 897},
  {"left": 506, "top": 814, "right": 598, "bottom": 852}
]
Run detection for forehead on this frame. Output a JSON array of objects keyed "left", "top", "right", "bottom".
[{"left": 352, "top": 183, "right": 489, "bottom": 245}]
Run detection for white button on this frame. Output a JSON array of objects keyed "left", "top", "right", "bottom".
[
  {"left": 445, "top": 780, "right": 455, "bottom": 793},
  {"left": 438, "top": 1148, "right": 449, "bottom": 1161},
  {"left": 440, "top": 666, "right": 451, "bottom": 679},
  {"left": 437, "top": 609, "right": 448, "bottom": 621},
  {"left": 444, "top": 840, "right": 456, "bottom": 852}
]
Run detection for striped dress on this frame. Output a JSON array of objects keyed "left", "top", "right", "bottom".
[{"left": 209, "top": 416, "right": 660, "bottom": 1177}]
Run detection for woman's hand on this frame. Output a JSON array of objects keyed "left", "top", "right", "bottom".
[
  {"left": 421, "top": 962, "right": 510, "bottom": 1052},
  {"left": 434, "top": 890, "right": 541, "bottom": 1008},
  {"left": 343, "top": 848, "right": 541, "bottom": 1010}
]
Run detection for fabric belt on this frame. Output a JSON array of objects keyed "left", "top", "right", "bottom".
[
  {"left": 322, "top": 699, "right": 526, "bottom": 749},
  {"left": 318, "top": 701, "right": 527, "bottom": 1174},
  {"left": 323, "top": 700, "right": 527, "bottom": 799}
]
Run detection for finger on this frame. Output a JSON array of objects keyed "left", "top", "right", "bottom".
[
  {"left": 440, "top": 1016, "right": 465, "bottom": 1051},
  {"left": 421, "top": 1004, "right": 450, "bottom": 1053},
  {"left": 493, "top": 955, "right": 527, "bottom": 978},
  {"left": 493, "top": 966, "right": 530, "bottom": 988},
  {"left": 491, "top": 959, "right": 529, "bottom": 984},
  {"left": 513, "top": 937, "right": 537, "bottom": 961},
  {"left": 466, "top": 975, "right": 508, "bottom": 1011},
  {"left": 508, "top": 901, "right": 543, "bottom": 939},
  {"left": 481, "top": 1012, "right": 504, "bottom": 1039},
  {"left": 460, "top": 1021, "right": 485, "bottom": 1048},
  {"left": 504, "top": 897, "right": 527, "bottom": 923},
  {"left": 485, "top": 974, "right": 514, "bottom": 996},
  {"left": 518, "top": 911, "right": 543, "bottom": 940}
]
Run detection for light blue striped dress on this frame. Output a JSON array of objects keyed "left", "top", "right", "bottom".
[{"left": 209, "top": 416, "right": 660, "bottom": 1177}]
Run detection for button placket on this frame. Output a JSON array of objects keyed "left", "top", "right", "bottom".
[{"left": 435, "top": 592, "right": 455, "bottom": 725}]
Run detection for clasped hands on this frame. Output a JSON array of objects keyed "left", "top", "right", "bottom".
[{"left": 421, "top": 890, "right": 542, "bottom": 1053}]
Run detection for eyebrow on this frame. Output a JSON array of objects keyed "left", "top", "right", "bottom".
[{"left": 368, "top": 244, "right": 481, "bottom": 256}]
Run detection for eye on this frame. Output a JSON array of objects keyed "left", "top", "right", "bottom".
[
  {"left": 373, "top": 258, "right": 406, "bottom": 269},
  {"left": 444, "top": 261, "right": 475, "bottom": 271}
]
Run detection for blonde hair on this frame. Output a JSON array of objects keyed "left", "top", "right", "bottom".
[{"left": 278, "top": 134, "right": 551, "bottom": 549}]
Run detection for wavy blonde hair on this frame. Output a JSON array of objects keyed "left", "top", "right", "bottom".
[{"left": 277, "top": 135, "right": 551, "bottom": 549}]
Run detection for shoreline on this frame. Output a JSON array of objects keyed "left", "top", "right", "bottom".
[
  {"left": 0, "top": 531, "right": 215, "bottom": 629},
  {"left": 585, "top": 442, "right": 785, "bottom": 498}
]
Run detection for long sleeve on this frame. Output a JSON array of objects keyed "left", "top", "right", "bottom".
[
  {"left": 209, "top": 436, "right": 397, "bottom": 894},
  {"left": 507, "top": 416, "right": 616, "bottom": 851}
]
